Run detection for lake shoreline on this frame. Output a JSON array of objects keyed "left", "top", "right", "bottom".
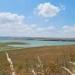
[{"left": 5, "top": 44, "right": 75, "bottom": 52}]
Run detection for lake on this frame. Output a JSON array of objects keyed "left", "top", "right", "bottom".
[{"left": 0, "top": 39, "right": 75, "bottom": 49}]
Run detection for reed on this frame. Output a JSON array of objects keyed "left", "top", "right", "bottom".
[
  {"left": 0, "top": 45, "right": 75, "bottom": 75},
  {"left": 5, "top": 52, "right": 16, "bottom": 75}
]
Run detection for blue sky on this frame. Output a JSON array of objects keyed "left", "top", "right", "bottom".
[{"left": 0, "top": 0, "right": 75, "bottom": 38}]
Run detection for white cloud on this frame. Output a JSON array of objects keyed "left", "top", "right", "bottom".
[
  {"left": 35, "top": 26, "right": 56, "bottom": 32},
  {"left": 47, "top": 26, "right": 56, "bottom": 30},
  {"left": 30, "top": 24, "right": 37, "bottom": 28},
  {"left": 36, "top": 27, "right": 45, "bottom": 31},
  {"left": 0, "top": 12, "right": 56, "bottom": 37},
  {"left": 0, "top": 12, "right": 31, "bottom": 36},
  {"left": 35, "top": 2, "right": 61, "bottom": 18},
  {"left": 0, "top": 12, "right": 75, "bottom": 38},
  {"left": 62, "top": 25, "right": 75, "bottom": 32},
  {"left": 0, "top": 12, "right": 25, "bottom": 25},
  {"left": 54, "top": 25, "right": 75, "bottom": 38}
]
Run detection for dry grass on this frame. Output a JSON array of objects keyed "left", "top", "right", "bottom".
[{"left": 0, "top": 45, "right": 75, "bottom": 75}]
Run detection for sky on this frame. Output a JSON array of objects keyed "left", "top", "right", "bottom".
[{"left": 0, "top": 0, "right": 75, "bottom": 38}]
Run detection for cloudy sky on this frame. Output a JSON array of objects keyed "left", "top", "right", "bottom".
[{"left": 0, "top": 0, "right": 75, "bottom": 38}]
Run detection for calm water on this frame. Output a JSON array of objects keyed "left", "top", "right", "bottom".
[{"left": 0, "top": 39, "right": 75, "bottom": 48}]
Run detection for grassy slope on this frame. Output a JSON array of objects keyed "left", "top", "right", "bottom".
[{"left": 0, "top": 45, "right": 75, "bottom": 75}]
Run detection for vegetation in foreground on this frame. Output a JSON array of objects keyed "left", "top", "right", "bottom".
[{"left": 0, "top": 45, "right": 75, "bottom": 75}]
